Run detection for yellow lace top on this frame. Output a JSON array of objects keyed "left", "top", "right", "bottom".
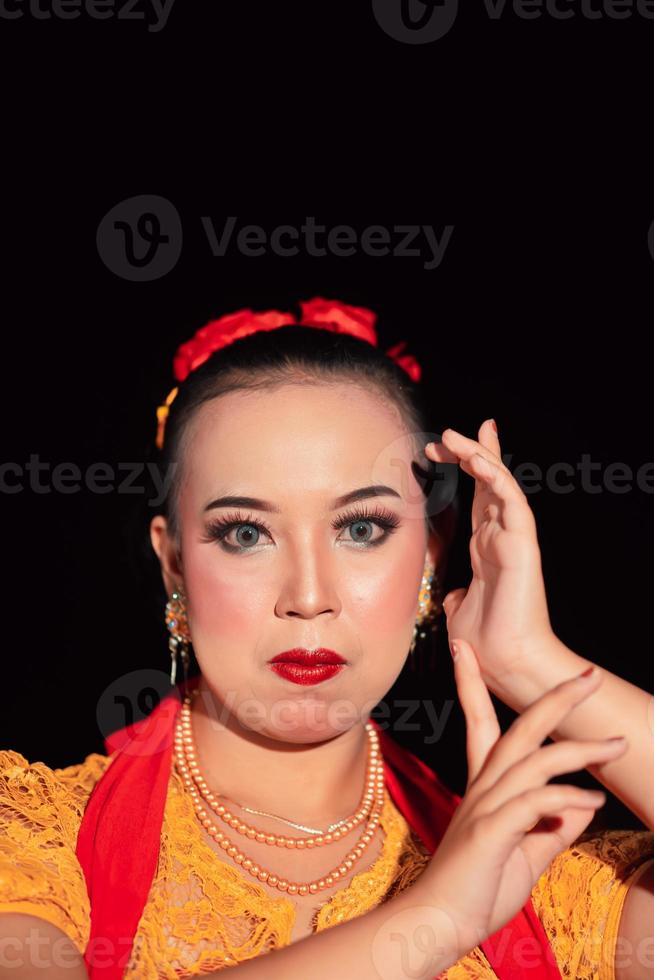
[{"left": 1, "top": 748, "right": 653, "bottom": 979}]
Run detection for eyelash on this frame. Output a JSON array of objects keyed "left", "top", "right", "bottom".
[{"left": 202, "top": 505, "right": 401, "bottom": 553}]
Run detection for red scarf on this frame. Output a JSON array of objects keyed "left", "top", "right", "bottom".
[{"left": 76, "top": 677, "right": 561, "bottom": 979}]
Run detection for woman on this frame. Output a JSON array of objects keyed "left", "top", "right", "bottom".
[{"left": 1, "top": 297, "right": 653, "bottom": 980}]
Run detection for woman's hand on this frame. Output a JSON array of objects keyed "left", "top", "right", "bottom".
[
  {"left": 426, "top": 420, "right": 554, "bottom": 687},
  {"left": 420, "top": 637, "right": 628, "bottom": 961}
]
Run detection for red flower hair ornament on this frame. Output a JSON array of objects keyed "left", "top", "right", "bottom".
[{"left": 155, "top": 297, "right": 422, "bottom": 450}]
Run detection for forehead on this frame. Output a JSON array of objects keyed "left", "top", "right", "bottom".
[{"left": 181, "top": 383, "right": 420, "bottom": 506}]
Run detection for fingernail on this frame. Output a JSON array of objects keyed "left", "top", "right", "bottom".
[
  {"left": 577, "top": 666, "right": 595, "bottom": 680},
  {"left": 606, "top": 736, "right": 626, "bottom": 743},
  {"left": 490, "top": 419, "right": 498, "bottom": 434},
  {"left": 450, "top": 641, "right": 459, "bottom": 661}
]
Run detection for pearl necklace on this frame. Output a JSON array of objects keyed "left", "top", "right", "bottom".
[{"left": 173, "top": 690, "right": 386, "bottom": 895}]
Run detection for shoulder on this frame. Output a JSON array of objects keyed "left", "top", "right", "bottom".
[
  {"left": 614, "top": 853, "right": 654, "bottom": 980},
  {"left": 0, "top": 748, "right": 114, "bottom": 830},
  {"left": 0, "top": 747, "right": 114, "bottom": 956},
  {"left": 1, "top": 746, "right": 114, "bottom": 786},
  {"left": 530, "top": 827, "right": 654, "bottom": 980}
]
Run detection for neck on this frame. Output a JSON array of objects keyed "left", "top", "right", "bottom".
[{"left": 187, "top": 675, "right": 371, "bottom": 828}]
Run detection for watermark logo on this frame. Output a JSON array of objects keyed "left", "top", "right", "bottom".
[
  {"left": 96, "top": 194, "right": 182, "bottom": 281},
  {"left": 372, "top": 0, "right": 459, "bottom": 42},
  {"left": 97, "top": 201, "right": 455, "bottom": 281},
  {"left": 96, "top": 669, "right": 178, "bottom": 756},
  {"left": 371, "top": 904, "right": 460, "bottom": 978},
  {"left": 373, "top": 0, "right": 654, "bottom": 43},
  {"left": 369, "top": 430, "right": 460, "bottom": 523}
]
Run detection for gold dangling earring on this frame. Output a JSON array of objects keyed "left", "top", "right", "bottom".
[
  {"left": 165, "top": 584, "right": 191, "bottom": 689},
  {"left": 409, "top": 560, "right": 443, "bottom": 670}
]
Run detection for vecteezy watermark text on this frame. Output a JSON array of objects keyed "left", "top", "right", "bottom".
[
  {"left": 200, "top": 216, "right": 454, "bottom": 271},
  {"left": 96, "top": 197, "right": 455, "bottom": 280},
  {"left": 502, "top": 452, "right": 654, "bottom": 495},
  {"left": 0, "top": 0, "right": 175, "bottom": 31},
  {"left": 96, "top": 669, "right": 456, "bottom": 749},
  {"left": 5, "top": 452, "right": 654, "bottom": 504},
  {"left": 0, "top": 455, "right": 176, "bottom": 507}
]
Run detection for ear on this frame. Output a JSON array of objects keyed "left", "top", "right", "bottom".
[{"left": 149, "top": 514, "right": 184, "bottom": 597}]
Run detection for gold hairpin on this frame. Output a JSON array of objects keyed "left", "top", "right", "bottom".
[{"left": 156, "top": 386, "right": 179, "bottom": 450}]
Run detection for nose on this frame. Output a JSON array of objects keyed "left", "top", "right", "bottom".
[{"left": 274, "top": 551, "right": 342, "bottom": 621}]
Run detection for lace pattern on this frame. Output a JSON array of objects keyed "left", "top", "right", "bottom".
[
  {"left": 529, "top": 828, "right": 654, "bottom": 980},
  {"left": 1, "top": 748, "right": 653, "bottom": 979},
  {"left": 0, "top": 749, "right": 112, "bottom": 953},
  {"left": 125, "top": 764, "right": 434, "bottom": 976}
]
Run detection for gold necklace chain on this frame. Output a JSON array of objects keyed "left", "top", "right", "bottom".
[
  {"left": 173, "top": 692, "right": 386, "bottom": 895},
  {"left": 178, "top": 689, "right": 380, "bottom": 838},
  {"left": 177, "top": 689, "right": 380, "bottom": 840},
  {"left": 235, "top": 802, "right": 355, "bottom": 836}
]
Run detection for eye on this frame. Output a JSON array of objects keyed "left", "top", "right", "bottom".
[
  {"left": 331, "top": 505, "right": 401, "bottom": 549},
  {"left": 202, "top": 505, "right": 401, "bottom": 554},
  {"left": 201, "top": 512, "right": 273, "bottom": 553}
]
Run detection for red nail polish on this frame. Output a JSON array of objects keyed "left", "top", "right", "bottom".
[
  {"left": 490, "top": 419, "right": 498, "bottom": 434},
  {"left": 579, "top": 666, "right": 595, "bottom": 678}
]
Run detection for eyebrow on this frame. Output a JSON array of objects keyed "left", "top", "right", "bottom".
[{"left": 203, "top": 484, "right": 402, "bottom": 514}]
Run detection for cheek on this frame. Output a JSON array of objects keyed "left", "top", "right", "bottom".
[
  {"left": 349, "top": 551, "right": 421, "bottom": 629},
  {"left": 183, "top": 550, "right": 267, "bottom": 641}
]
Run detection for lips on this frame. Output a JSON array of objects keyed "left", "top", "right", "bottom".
[{"left": 268, "top": 648, "right": 347, "bottom": 666}]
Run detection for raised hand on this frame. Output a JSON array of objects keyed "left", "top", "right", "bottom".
[
  {"left": 420, "top": 637, "right": 628, "bottom": 961},
  {"left": 426, "top": 420, "right": 554, "bottom": 686}
]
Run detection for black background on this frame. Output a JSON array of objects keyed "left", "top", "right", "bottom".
[{"left": 0, "top": 0, "right": 652, "bottom": 836}]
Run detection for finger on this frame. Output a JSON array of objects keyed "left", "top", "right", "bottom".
[
  {"left": 472, "top": 667, "right": 605, "bottom": 791},
  {"left": 442, "top": 587, "right": 467, "bottom": 621},
  {"left": 430, "top": 430, "right": 533, "bottom": 536},
  {"left": 474, "top": 735, "right": 627, "bottom": 818},
  {"left": 425, "top": 430, "right": 505, "bottom": 532},
  {"left": 463, "top": 451, "right": 536, "bottom": 537},
  {"left": 423, "top": 437, "right": 459, "bottom": 466},
  {"left": 479, "top": 417, "right": 501, "bottom": 457},
  {"left": 441, "top": 427, "right": 506, "bottom": 473},
  {"left": 424, "top": 424, "right": 501, "bottom": 469},
  {"left": 451, "top": 638, "right": 502, "bottom": 787},
  {"left": 425, "top": 439, "right": 501, "bottom": 533},
  {"left": 481, "top": 784, "right": 606, "bottom": 873},
  {"left": 473, "top": 419, "right": 502, "bottom": 522},
  {"left": 520, "top": 805, "right": 598, "bottom": 881}
]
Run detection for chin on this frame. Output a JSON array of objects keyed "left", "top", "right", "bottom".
[{"left": 242, "top": 697, "right": 362, "bottom": 744}]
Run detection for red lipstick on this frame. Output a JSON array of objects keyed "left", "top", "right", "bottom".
[{"left": 268, "top": 648, "right": 347, "bottom": 686}]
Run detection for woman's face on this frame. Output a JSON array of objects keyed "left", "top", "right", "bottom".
[{"left": 151, "top": 382, "right": 442, "bottom": 744}]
